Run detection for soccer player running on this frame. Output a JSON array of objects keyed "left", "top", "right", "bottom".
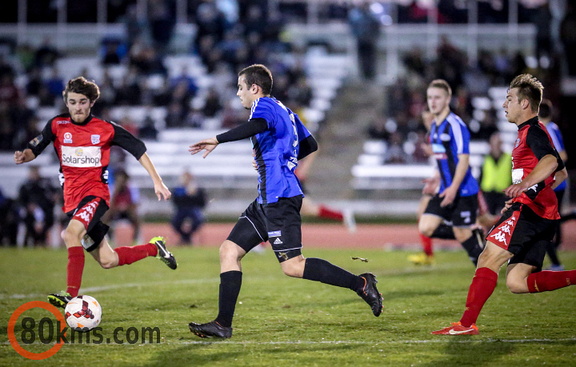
[
  {"left": 14, "top": 76, "right": 177, "bottom": 308},
  {"left": 187, "top": 64, "right": 382, "bottom": 339},
  {"left": 432, "top": 74, "right": 573, "bottom": 336},
  {"left": 418, "top": 80, "right": 484, "bottom": 266}
]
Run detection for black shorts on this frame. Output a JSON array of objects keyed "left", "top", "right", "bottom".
[
  {"left": 424, "top": 193, "right": 478, "bottom": 227},
  {"left": 66, "top": 196, "right": 110, "bottom": 252},
  {"left": 487, "top": 202, "right": 556, "bottom": 270},
  {"left": 227, "top": 196, "right": 303, "bottom": 263}
]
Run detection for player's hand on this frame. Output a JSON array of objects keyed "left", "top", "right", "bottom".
[
  {"left": 503, "top": 183, "right": 528, "bottom": 198},
  {"left": 154, "top": 182, "right": 172, "bottom": 201},
  {"left": 251, "top": 159, "right": 258, "bottom": 171},
  {"left": 422, "top": 177, "right": 439, "bottom": 195},
  {"left": 501, "top": 198, "right": 514, "bottom": 214},
  {"left": 14, "top": 150, "right": 27, "bottom": 164},
  {"left": 189, "top": 138, "right": 219, "bottom": 159},
  {"left": 439, "top": 186, "right": 457, "bottom": 207}
]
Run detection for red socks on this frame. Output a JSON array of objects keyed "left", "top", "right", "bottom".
[
  {"left": 115, "top": 243, "right": 157, "bottom": 266},
  {"left": 318, "top": 206, "right": 344, "bottom": 221},
  {"left": 527, "top": 270, "right": 576, "bottom": 293},
  {"left": 66, "top": 247, "right": 85, "bottom": 297},
  {"left": 460, "top": 267, "right": 498, "bottom": 327},
  {"left": 419, "top": 233, "right": 433, "bottom": 256}
]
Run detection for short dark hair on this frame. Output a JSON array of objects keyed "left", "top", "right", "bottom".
[
  {"left": 427, "top": 79, "right": 452, "bottom": 97},
  {"left": 538, "top": 98, "right": 553, "bottom": 119},
  {"left": 63, "top": 76, "right": 100, "bottom": 102},
  {"left": 238, "top": 64, "right": 273, "bottom": 95},
  {"left": 509, "top": 74, "right": 543, "bottom": 113}
]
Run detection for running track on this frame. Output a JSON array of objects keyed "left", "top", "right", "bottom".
[{"left": 115, "top": 221, "right": 576, "bottom": 251}]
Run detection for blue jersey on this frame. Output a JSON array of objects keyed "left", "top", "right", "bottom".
[
  {"left": 429, "top": 112, "right": 479, "bottom": 197},
  {"left": 545, "top": 121, "right": 567, "bottom": 191},
  {"left": 249, "top": 97, "right": 312, "bottom": 204}
]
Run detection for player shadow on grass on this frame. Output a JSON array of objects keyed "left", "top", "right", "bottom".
[
  {"left": 422, "top": 340, "right": 514, "bottom": 366},
  {"left": 145, "top": 343, "right": 358, "bottom": 366}
]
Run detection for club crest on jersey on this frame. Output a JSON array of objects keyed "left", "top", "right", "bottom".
[
  {"left": 64, "top": 132, "right": 73, "bottom": 144},
  {"left": 514, "top": 138, "right": 520, "bottom": 148},
  {"left": 91, "top": 134, "right": 100, "bottom": 144}
]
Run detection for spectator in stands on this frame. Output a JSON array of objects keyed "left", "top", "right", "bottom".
[
  {"left": 147, "top": 0, "right": 176, "bottom": 54},
  {"left": 479, "top": 132, "right": 512, "bottom": 216},
  {"left": 0, "top": 186, "right": 18, "bottom": 246},
  {"left": 33, "top": 37, "right": 60, "bottom": 68},
  {"left": 0, "top": 74, "right": 20, "bottom": 106},
  {"left": 383, "top": 131, "right": 410, "bottom": 164},
  {"left": 202, "top": 86, "right": 223, "bottom": 118},
  {"left": 560, "top": 2, "right": 576, "bottom": 75},
  {"left": 171, "top": 66, "right": 199, "bottom": 96},
  {"left": 171, "top": 171, "right": 206, "bottom": 246},
  {"left": 366, "top": 115, "right": 390, "bottom": 141},
  {"left": 104, "top": 169, "right": 141, "bottom": 245},
  {"left": 45, "top": 67, "right": 65, "bottom": 103},
  {"left": 139, "top": 115, "right": 159, "bottom": 141},
  {"left": 18, "top": 166, "right": 58, "bottom": 247},
  {"left": 540, "top": 99, "right": 568, "bottom": 271},
  {"left": 348, "top": 2, "right": 380, "bottom": 80}
]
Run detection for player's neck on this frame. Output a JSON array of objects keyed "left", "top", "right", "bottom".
[{"left": 434, "top": 108, "right": 450, "bottom": 124}]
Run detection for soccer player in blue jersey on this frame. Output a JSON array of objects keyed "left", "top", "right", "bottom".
[
  {"left": 539, "top": 99, "right": 569, "bottom": 270},
  {"left": 418, "top": 79, "right": 484, "bottom": 266},
  {"left": 187, "top": 64, "right": 382, "bottom": 339}
]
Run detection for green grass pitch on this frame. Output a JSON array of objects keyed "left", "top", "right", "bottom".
[{"left": 1, "top": 246, "right": 575, "bottom": 366}]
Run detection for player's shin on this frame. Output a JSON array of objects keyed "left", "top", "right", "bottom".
[
  {"left": 66, "top": 246, "right": 85, "bottom": 297},
  {"left": 460, "top": 267, "right": 498, "bottom": 327}
]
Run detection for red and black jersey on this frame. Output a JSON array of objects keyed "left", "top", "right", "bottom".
[
  {"left": 27, "top": 113, "right": 146, "bottom": 213},
  {"left": 511, "top": 116, "right": 564, "bottom": 219}
]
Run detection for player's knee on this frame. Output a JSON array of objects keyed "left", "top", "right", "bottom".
[
  {"left": 62, "top": 227, "right": 81, "bottom": 245},
  {"left": 99, "top": 259, "right": 116, "bottom": 269},
  {"left": 280, "top": 258, "right": 305, "bottom": 278},
  {"left": 418, "top": 223, "right": 434, "bottom": 237},
  {"left": 506, "top": 278, "right": 529, "bottom": 294},
  {"left": 219, "top": 240, "right": 244, "bottom": 263}
]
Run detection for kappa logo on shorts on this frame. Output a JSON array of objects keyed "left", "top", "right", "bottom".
[
  {"left": 489, "top": 215, "right": 517, "bottom": 247},
  {"left": 74, "top": 200, "right": 99, "bottom": 226}
]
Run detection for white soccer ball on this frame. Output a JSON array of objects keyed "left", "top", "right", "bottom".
[{"left": 64, "top": 295, "right": 102, "bottom": 332}]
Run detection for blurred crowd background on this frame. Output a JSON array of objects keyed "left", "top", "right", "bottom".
[{"left": 0, "top": 0, "right": 574, "bottom": 247}]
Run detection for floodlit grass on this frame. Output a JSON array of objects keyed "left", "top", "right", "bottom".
[{"left": 1, "top": 246, "right": 575, "bottom": 366}]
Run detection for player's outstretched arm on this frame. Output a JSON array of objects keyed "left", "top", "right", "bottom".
[
  {"left": 189, "top": 137, "right": 219, "bottom": 159},
  {"left": 138, "top": 153, "right": 171, "bottom": 201},
  {"left": 14, "top": 149, "right": 36, "bottom": 164}
]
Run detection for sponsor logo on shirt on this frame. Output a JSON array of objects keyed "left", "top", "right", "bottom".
[
  {"left": 63, "top": 132, "right": 73, "bottom": 144},
  {"left": 61, "top": 146, "right": 102, "bottom": 167}
]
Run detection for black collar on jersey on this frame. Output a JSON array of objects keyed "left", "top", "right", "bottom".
[
  {"left": 67, "top": 113, "right": 94, "bottom": 126},
  {"left": 517, "top": 116, "right": 539, "bottom": 130}
]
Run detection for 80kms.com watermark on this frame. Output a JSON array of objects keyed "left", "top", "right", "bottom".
[{"left": 8, "top": 301, "right": 162, "bottom": 360}]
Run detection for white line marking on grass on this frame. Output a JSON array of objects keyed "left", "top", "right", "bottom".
[{"left": 0, "top": 278, "right": 220, "bottom": 300}]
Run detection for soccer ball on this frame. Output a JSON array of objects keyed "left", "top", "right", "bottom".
[{"left": 64, "top": 295, "right": 102, "bottom": 332}]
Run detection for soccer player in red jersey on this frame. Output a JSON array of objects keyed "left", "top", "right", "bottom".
[
  {"left": 14, "top": 76, "right": 177, "bottom": 308},
  {"left": 432, "top": 74, "right": 574, "bottom": 336}
]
